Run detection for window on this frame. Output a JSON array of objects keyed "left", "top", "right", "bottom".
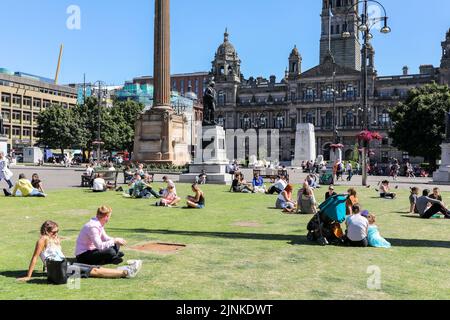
[
  {"left": 304, "top": 112, "right": 314, "bottom": 125},
  {"left": 323, "top": 87, "right": 333, "bottom": 102},
  {"left": 217, "top": 115, "right": 224, "bottom": 127},
  {"left": 12, "top": 112, "right": 21, "bottom": 121},
  {"left": 379, "top": 110, "right": 391, "bottom": 127},
  {"left": 33, "top": 99, "right": 41, "bottom": 108},
  {"left": 23, "top": 128, "right": 31, "bottom": 138},
  {"left": 12, "top": 127, "right": 21, "bottom": 136},
  {"left": 23, "top": 113, "right": 31, "bottom": 122},
  {"left": 243, "top": 114, "right": 251, "bottom": 129},
  {"left": 12, "top": 95, "right": 21, "bottom": 105},
  {"left": 345, "top": 111, "right": 354, "bottom": 127},
  {"left": 23, "top": 97, "right": 31, "bottom": 106},
  {"left": 346, "top": 85, "right": 355, "bottom": 98},
  {"left": 180, "top": 80, "right": 185, "bottom": 94},
  {"left": 43, "top": 100, "right": 51, "bottom": 108},
  {"left": 172, "top": 81, "right": 177, "bottom": 91},
  {"left": 275, "top": 114, "right": 284, "bottom": 129},
  {"left": 195, "top": 79, "right": 199, "bottom": 95},
  {"left": 218, "top": 91, "right": 226, "bottom": 106},
  {"left": 305, "top": 88, "right": 314, "bottom": 102},
  {"left": 1, "top": 94, "right": 10, "bottom": 103},
  {"left": 325, "top": 111, "right": 333, "bottom": 129},
  {"left": 259, "top": 114, "right": 267, "bottom": 128}
]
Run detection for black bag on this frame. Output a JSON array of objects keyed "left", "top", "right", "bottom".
[{"left": 46, "top": 259, "right": 68, "bottom": 285}]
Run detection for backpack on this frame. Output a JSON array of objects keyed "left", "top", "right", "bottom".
[{"left": 46, "top": 259, "right": 68, "bottom": 285}]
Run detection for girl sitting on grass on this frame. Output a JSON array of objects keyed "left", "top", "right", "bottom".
[
  {"left": 366, "top": 213, "right": 391, "bottom": 248},
  {"left": 186, "top": 184, "right": 205, "bottom": 209},
  {"left": 156, "top": 185, "right": 181, "bottom": 207},
  {"left": 17, "top": 221, "right": 142, "bottom": 282},
  {"left": 276, "top": 184, "right": 296, "bottom": 213},
  {"left": 31, "top": 173, "right": 45, "bottom": 194}
]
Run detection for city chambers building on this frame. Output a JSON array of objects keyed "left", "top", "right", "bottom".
[{"left": 211, "top": 0, "right": 450, "bottom": 164}]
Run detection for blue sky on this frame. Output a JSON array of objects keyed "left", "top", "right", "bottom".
[{"left": 0, "top": 0, "right": 449, "bottom": 85}]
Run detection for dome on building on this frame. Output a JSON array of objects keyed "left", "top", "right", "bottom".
[
  {"left": 290, "top": 45, "right": 301, "bottom": 58},
  {"left": 185, "top": 90, "right": 198, "bottom": 101},
  {"left": 217, "top": 29, "right": 237, "bottom": 57}
]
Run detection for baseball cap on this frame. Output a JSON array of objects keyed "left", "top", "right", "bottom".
[{"left": 361, "top": 210, "right": 369, "bottom": 218}]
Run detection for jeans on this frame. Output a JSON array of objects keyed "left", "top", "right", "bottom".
[
  {"left": 1, "top": 178, "right": 13, "bottom": 189},
  {"left": 267, "top": 186, "right": 282, "bottom": 195},
  {"left": 76, "top": 244, "right": 124, "bottom": 266},
  {"left": 30, "top": 189, "right": 46, "bottom": 197},
  {"left": 347, "top": 170, "right": 353, "bottom": 181},
  {"left": 421, "top": 203, "right": 450, "bottom": 219},
  {"left": 346, "top": 237, "right": 369, "bottom": 247}
]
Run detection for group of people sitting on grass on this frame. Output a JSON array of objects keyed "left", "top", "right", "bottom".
[
  {"left": 3, "top": 172, "right": 46, "bottom": 198},
  {"left": 18, "top": 206, "right": 143, "bottom": 283},
  {"left": 409, "top": 186, "right": 450, "bottom": 219}
]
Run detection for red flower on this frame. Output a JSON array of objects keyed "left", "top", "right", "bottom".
[
  {"left": 371, "top": 132, "right": 383, "bottom": 141},
  {"left": 330, "top": 143, "right": 344, "bottom": 150}
]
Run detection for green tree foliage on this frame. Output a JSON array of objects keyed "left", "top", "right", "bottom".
[
  {"left": 389, "top": 83, "right": 450, "bottom": 167},
  {"left": 36, "top": 104, "right": 80, "bottom": 155}
]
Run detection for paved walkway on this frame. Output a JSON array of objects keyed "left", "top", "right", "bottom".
[{"left": 4, "top": 165, "right": 450, "bottom": 191}]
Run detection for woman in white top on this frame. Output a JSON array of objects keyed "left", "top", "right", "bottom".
[
  {"left": 0, "top": 151, "right": 13, "bottom": 189},
  {"left": 18, "top": 221, "right": 142, "bottom": 282}
]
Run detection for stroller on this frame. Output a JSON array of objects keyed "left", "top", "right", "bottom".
[{"left": 307, "top": 195, "right": 347, "bottom": 246}]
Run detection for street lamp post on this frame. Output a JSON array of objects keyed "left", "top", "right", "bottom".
[
  {"left": 93, "top": 81, "right": 108, "bottom": 161},
  {"left": 342, "top": 0, "right": 391, "bottom": 186}
]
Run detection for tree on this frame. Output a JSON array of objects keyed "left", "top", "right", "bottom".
[
  {"left": 389, "top": 83, "right": 450, "bottom": 169},
  {"left": 36, "top": 104, "right": 80, "bottom": 155}
]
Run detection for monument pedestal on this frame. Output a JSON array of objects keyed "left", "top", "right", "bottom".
[
  {"left": 0, "top": 136, "right": 7, "bottom": 155},
  {"left": 292, "top": 124, "right": 316, "bottom": 167},
  {"left": 133, "top": 109, "right": 191, "bottom": 166},
  {"left": 433, "top": 143, "right": 450, "bottom": 183},
  {"left": 180, "top": 125, "right": 232, "bottom": 185}
]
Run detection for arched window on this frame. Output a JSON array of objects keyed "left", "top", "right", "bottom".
[{"left": 346, "top": 84, "right": 355, "bottom": 99}]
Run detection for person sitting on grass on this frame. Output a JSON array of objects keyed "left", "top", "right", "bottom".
[
  {"left": 416, "top": 189, "right": 450, "bottom": 219},
  {"left": 136, "top": 163, "right": 146, "bottom": 178},
  {"left": 378, "top": 180, "right": 396, "bottom": 199},
  {"left": 160, "top": 176, "right": 177, "bottom": 196},
  {"left": 409, "top": 187, "right": 420, "bottom": 214},
  {"left": 92, "top": 173, "right": 108, "bottom": 193},
  {"left": 297, "top": 183, "right": 318, "bottom": 215},
  {"left": 344, "top": 208, "right": 369, "bottom": 247},
  {"left": 186, "top": 184, "right": 205, "bottom": 209},
  {"left": 195, "top": 170, "right": 207, "bottom": 185},
  {"left": 75, "top": 206, "right": 127, "bottom": 265},
  {"left": 429, "top": 187, "right": 443, "bottom": 202},
  {"left": 231, "top": 172, "right": 253, "bottom": 193},
  {"left": 252, "top": 172, "right": 266, "bottom": 194},
  {"left": 346, "top": 188, "right": 359, "bottom": 216},
  {"left": 17, "top": 220, "right": 142, "bottom": 282},
  {"left": 276, "top": 184, "right": 296, "bottom": 213},
  {"left": 31, "top": 173, "right": 45, "bottom": 194},
  {"left": 325, "top": 185, "right": 337, "bottom": 200},
  {"left": 128, "top": 174, "right": 160, "bottom": 199},
  {"left": 156, "top": 185, "right": 181, "bottom": 207},
  {"left": 366, "top": 213, "right": 391, "bottom": 248},
  {"left": 306, "top": 174, "right": 320, "bottom": 189},
  {"left": 5, "top": 173, "right": 46, "bottom": 197},
  {"left": 266, "top": 175, "right": 287, "bottom": 195}
]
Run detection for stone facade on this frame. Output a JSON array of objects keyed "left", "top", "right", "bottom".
[
  {"left": 0, "top": 72, "right": 77, "bottom": 153},
  {"left": 210, "top": 3, "right": 450, "bottom": 165}
]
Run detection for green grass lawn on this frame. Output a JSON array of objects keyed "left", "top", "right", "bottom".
[{"left": 0, "top": 183, "right": 449, "bottom": 300}]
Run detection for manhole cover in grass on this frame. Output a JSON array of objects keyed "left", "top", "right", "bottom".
[
  {"left": 130, "top": 242, "right": 186, "bottom": 253},
  {"left": 232, "top": 222, "right": 263, "bottom": 228}
]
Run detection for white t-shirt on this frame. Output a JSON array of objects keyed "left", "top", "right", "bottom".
[
  {"left": 93, "top": 178, "right": 106, "bottom": 191},
  {"left": 346, "top": 214, "right": 369, "bottom": 241},
  {"left": 274, "top": 179, "right": 287, "bottom": 191},
  {"left": 86, "top": 167, "right": 94, "bottom": 176},
  {"left": 165, "top": 180, "right": 177, "bottom": 195}
]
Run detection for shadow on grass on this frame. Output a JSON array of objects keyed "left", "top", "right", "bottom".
[
  {"left": 109, "top": 228, "right": 316, "bottom": 246},
  {"left": 108, "top": 228, "right": 450, "bottom": 249},
  {"left": 0, "top": 271, "right": 49, "bottom": 285}
]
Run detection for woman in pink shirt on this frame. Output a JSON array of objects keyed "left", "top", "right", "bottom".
[{"left": 75, "top": 206, "right": 127, "bottom": 265}]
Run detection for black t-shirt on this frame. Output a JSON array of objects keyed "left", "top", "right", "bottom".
[
  {"left": 429, "top": 194, "right": 443, "bottom": 201},
  {"left": 325, "top": 191, "right": 337, "bottom": 200}
]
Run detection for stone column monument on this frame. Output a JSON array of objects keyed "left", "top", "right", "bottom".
[
  {"left": 433, "top": 112, "right": 450, "bottom": 183},
  {"left": 292, "top": 123, "right": 316, "bottom": 166},
  {"left": 133, "top": 0, "right": 190, "bottom": 165}
]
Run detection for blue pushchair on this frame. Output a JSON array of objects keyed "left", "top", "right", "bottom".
[{"left": 307, "top": 195, "right": 347, "bottom": 246}]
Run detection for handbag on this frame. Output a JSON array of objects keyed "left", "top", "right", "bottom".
[{"left": 46, "top": 259, "right": 68, "bottom": 285}]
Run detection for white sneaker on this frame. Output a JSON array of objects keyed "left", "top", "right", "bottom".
[{"left": 125, "top": 260, "right": 143, "bottom": 278}]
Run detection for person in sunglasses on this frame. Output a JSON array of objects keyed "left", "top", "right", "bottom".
[{"left": 18, "top": 220, "right": 142, "bottom": 282}]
